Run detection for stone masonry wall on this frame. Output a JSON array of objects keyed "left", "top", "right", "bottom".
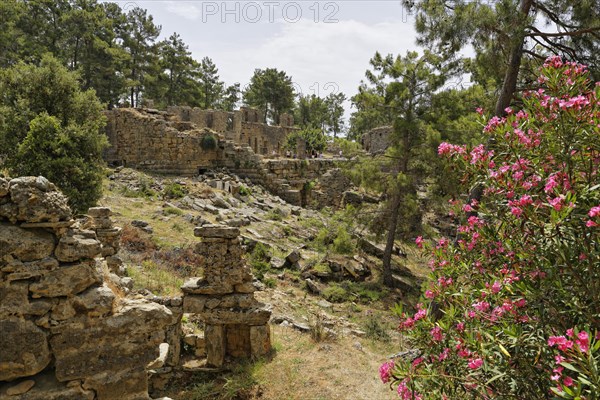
[
  {"left": 361, "top": 125, "right": 392, "bottom": 154},
  {"left": 0, "top": 176, "right": 175, "bottom": 399},
  {"left": 104, "top": 108, "right": 221, "bottom": 175}
]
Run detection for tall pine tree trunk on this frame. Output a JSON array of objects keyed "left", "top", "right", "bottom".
[
  {"left": 382, "top": 188, "right": 402, "bottom": 287},
  {"left": 494, "top": 0, "right": 533, "bottom": 116}
]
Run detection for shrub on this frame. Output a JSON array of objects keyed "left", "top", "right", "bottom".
[
  {"left": 322, "top": 283, "right": 350, "bottom": 303},
  {"left": 0, "top": 55, "right": 107, "bottom": 212},
  {"left": 238, "top": 185, "right": 252, "bottom": 196},
  {"left": 382, "top": 57, "right": 600, "bottom": 399},
  {"left": 163, "top": 182, "right": 186, "bottom": 199},
  {"left": 164, "top": 206, "right": 183, "bottom": 216},
  {"left": 200, "top": 134, "right": 217, "bottom": 150},
  {"left": 332, "top": 226, "right": 355, "bottom": 254}
]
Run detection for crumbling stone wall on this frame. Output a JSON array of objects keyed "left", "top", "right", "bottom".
[
  {"left": 104, "top": 108, "right": 222, "bottom": 175},
  {"left": 167, "top": 106, "right": 298, "bottom": 157},
  {"left": 0, "top": 176, "right": 175, "bottom": 399},
  {"left": 182, "top": 225, "right": 271, "bottom": 367},
  {"left": 361, "top": 126, "right": 392, "bottom": 154}
]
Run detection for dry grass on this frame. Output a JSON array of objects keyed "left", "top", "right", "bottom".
[{"left": 256, "top": 325, "right": 397, "bottom": 400}]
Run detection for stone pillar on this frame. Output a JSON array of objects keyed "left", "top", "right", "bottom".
[
  {"left": 182, "top": 224, "right": 272, "bottom": 367},
  {"left": 205, "top": 325, "right": 226, "bottom": 368}
]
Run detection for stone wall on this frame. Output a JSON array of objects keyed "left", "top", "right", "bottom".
[
  {"left": 0, "top": 176, "right": 175, "bottom": 399},
  {"left": 361, "top": 126, "right": 392, "bottom": 154},
  {"left": 103, "top": 108, "right": 348, "bottom": 207},
  {"left": 104, "top": 108, "right": 222, "bottom": 175},
  {"left": 167, "top": 106, "right": 298, "bottom": 157}
]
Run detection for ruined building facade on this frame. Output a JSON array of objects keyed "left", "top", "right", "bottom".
[
  {"left": 166, "top": 106, "right": 297, "bottom": 157},
  {"left": 361, "top": 126, "right": 392, "bottom": 154}
]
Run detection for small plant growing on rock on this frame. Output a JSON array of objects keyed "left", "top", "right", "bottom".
[{"left": 200, "top": 134, "right": 217, "bottom": 150}]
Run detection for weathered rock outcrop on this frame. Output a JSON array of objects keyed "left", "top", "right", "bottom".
[{"left": 0, "top": 176, "right": 174, "bottom": 399}]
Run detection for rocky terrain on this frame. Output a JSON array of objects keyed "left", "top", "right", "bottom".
[{"left": 0, "top": 169, "right": 428, "bottom": 400}]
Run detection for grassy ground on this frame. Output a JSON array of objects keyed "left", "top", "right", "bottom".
[{"left": 163, "top": 325, "right": 400, "bottom": 400}]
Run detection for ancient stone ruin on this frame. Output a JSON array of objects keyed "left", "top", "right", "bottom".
[
  {"left": 182, "top": 224, "right": 271, "bottom": 368},
  {"left": 361, "top": 125, "right": 392, "bottom": 154},
  {"left": 0, "top": 176, "right": 175, "bottom": 399},
  {"left": 103, "top": 106, "right": 354, "bottom": 207}
]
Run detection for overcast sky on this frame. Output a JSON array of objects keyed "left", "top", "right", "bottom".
[{"left": 112, "top": 1, "right": 454, "bottom": 119}]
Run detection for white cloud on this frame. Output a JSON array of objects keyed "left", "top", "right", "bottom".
[
  {"left": 165, "top": 2, "right": 201, "bottom": 21},
  {"left": 199, "top": 17, "right": 419, "bottom": 119}
]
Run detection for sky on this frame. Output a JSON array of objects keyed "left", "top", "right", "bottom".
[{"left": 110, "top": 1, "right": 468, "bottom": 119}]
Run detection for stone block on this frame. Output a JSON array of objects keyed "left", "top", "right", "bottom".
[
  {"left": 250, "top": 325, "right": 271, "bottom": 357},
  {"left": 226, "top": 325, "right": 251, "bottom": 358},
  {"left": 0, "top": 223, "right": 55, "bottom": 262},
  {"left": 29, "top": 261, "right": 101, "bottom": 298},
  {"left": 1, "top": 257, "right": 59, "bottom": 282},
  {"left": 83, "top": 368, "right": 149, "bottom": 400},
  {"left": 0, "top": 318, "right": 51, "bottom": 381},
  {"left": 55, "top": 233, "right": 102, "bottom": 262},
  {"left": 205, "top": 325, "right": 225, "bottom": 368},
  {"left": 8, "top": 176, "right": 72, "bottom": 223}
]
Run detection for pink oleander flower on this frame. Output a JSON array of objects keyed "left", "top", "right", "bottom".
[
  {"left": 430, "top": 326, "right": 444, "bottom": 342},
  {"left": 473, "top": 301, "right": 490, "bottom": 312},
  {"left": 588, "top": 206, "right": 600, "bottom": 218},
  {"left": 415, "top": 236, "right": 423, "bottom": 248},
  {"left": 468, "top": 358, "right": 483, "bottom": 369},
  {"left": 379, "top": 360, "right": 394, "bottom": 383},
  {"left": 563, "top": 376, "right": 573, "bottom": 387}
]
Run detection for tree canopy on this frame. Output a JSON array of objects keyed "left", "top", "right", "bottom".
[{"left": 0, "top": 55, "right": 107, "bottom": 212}]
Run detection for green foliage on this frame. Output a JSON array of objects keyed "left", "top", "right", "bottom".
[
  {"left": 164, "top": 207, "right": 183, "bottom": 216},
  {"left": 333, "top": 138, "right": 362, "bottom": 158},
  {"left": 286, "top": 128, "right": 327, "bottom": 154},
  {"left": 331, "top": 227, "right": 355, "bottom": 255},
  {"left": 312, "top": 207, "right": 358, "bottom": 253},
  {"left": 321, "top": 283, "right": 350, "bottom": 303},
  {"left": 238, "top": 185, "right": 252, "bottom": 196},
  {"left": 363, "top": 313, "right": 391, "bottom": 342},
  {"left": 162, "top": 182, "right": 186, "bottom": 199},
  {"left": 200, "top": 134, "right": 217, "bottom": 150},
  {"left": 0, "top": 55, "right": 107, "bottom": 212},
  {"left": 248, "top": 242, "right": 272, "bottom": 281},
  {"left": 243, "top": 67, "right": 295, "bottom": 124}
]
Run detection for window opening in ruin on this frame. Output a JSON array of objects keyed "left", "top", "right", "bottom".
[
  {"left": 207, "top": 113, "right": 214, "bottom": 128},
  {"left": 226, "top": 115, "right": 233, "bottom": 131}
]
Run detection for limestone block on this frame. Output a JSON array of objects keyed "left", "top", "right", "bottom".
[
  {"left": 83, "top": 368, "right": 149, "bottom": 400},
  {"left": 199, "top": 307, "right": 271, "bottom": 325},
  {"left": 194, "top": 224, "right": 239, "bottom": 239},
  {"left": 205, "top": 325, "right": 226, "bottom": 368},
  {"left": 5, "top": 379, "right": 35, "bottom": 396},
  {"left": 181, "top": 278, "right": 233, "bottom": 296},
  {"left": 0, "top": 281, "right": 56, "bottom": 317},
  {"left": 0, "top": 223, "right": 55, "bottom": 262},
  {"left": 250, "top": 325, "right": 271, "bottom": 357},
  {"left": 182, "top": 295, "right": 206, "bottom": 313},
  {"left": 29, "top": 261, "right": 101, "bottom": 298},
  {"left": 8, "top": 176, "right": 71, "bottom": 223},
  {"left": 55, "top": 234, "right": 102, "bottom": 262},
  {"left": 0, "top": 318, "right": 51, "bottom": 381},
  {"left": 87, "top": 207, "right": 112, "bottom": 218},
  {"left": 1, "top": 257, "right": 59, "bottom": 282},
  {"left": 71, "top": 283, "right": 115, "bottom": 318},
  {"left": 0, "top": 371, "right": 95, "bottom": 400}
]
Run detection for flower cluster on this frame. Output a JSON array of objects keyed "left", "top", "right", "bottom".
[{"left": 381, "top": 56, "right": 600, "bottom": 399}]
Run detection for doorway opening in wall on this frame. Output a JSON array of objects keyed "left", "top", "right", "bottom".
[{"left": 198, "top": 168, "right": 207, "bottom": 175}]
